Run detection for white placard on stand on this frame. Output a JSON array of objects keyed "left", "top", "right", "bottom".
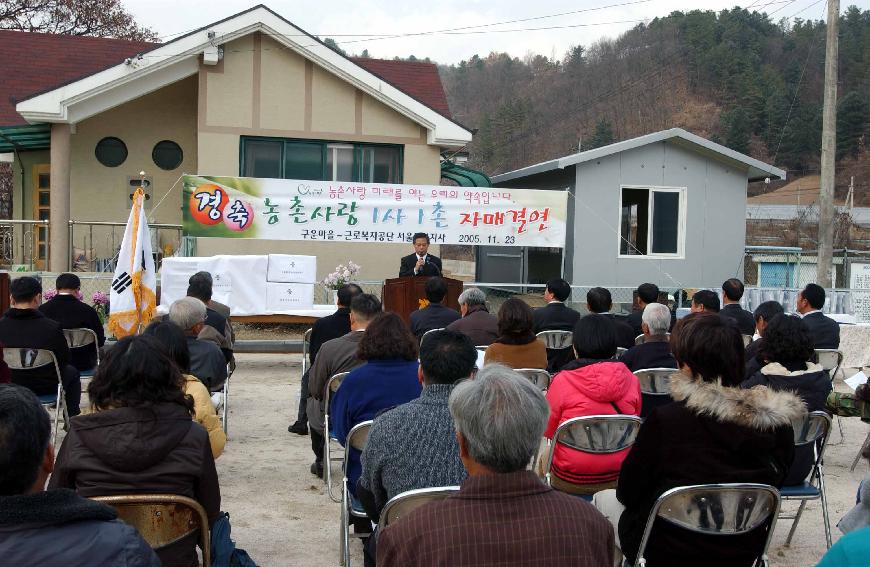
[
  {"left": 850, "top": 263, "right": 870, "bottom": 324},
  {"left": 267, "top": 255, "right": 317, "bottom": 283},
  {"left": 266, "top": 282, "right": 315, "bottom": 312}
]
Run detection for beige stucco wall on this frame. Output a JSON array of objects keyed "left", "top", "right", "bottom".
[{"left": 63, "top": 75, "right": 198, "bottom": 259}]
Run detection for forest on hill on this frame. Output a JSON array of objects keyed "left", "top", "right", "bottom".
[{"left": 436, "top": 6, "right": 869, "bottom": 192}]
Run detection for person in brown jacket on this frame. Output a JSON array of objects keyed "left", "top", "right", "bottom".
[
  {"left": 377, "top": 364, "right": 614, "bottom": 566},
  {"left": 446, "top": 287, "right": 499, "bottom": 346},
  {"left": 483, "top": 298, "right": 547, "bottom": 369},
  {"left": 49, "top": 334, "right": 221, "bottom": 567}
]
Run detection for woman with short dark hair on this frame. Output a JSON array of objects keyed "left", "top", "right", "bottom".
[
  {"left": 144, "top": 320, "right": 226, "bottom": 459},
  {"left": 49, "top": 334, "right": 222, "bottom": 567},
  {"left": 330, "top": 312, "right": 423, "bottom": 498},
  {"left": 742, "top": 313, "right": 831, "bottom": 485},
  {"left": 544, "top": 314, "right": 641, "bottom": 493},
  {"left": 594, "top": 313, "right": 805, "bottom": 567},
  {"left": 483, "top": 298, "right": 547, "bottom": 369}
]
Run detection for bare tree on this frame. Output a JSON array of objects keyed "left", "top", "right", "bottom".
[{"left": 0, "top": 0, "right": 157, "bottom": 40}]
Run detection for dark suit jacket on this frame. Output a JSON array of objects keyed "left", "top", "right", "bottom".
[
  {"left": 533, "top": 302, "right": 581, "bottom": 373},
  {"left": 627, "top": 308, "right": 676, "bottom": 336},
  {"left": 410, "top": 303, "right": 460, "bottom": 340},
  {"left": 445, "top": 306, "right": 498, "bottom": 346},
  {"left": 600, "top": 313, "right": 637, "bottom": 350},
  {"left": 39, "top": 295, "right": 105, "bottom": 371},
  {"left": 802, "top": 311, "right": 841, "bottom": 350},
  {"left": 399, "top": 254, "right": 442, "bottom": 277},
  {"left": 720, "top": 304, "right": 756, "bottom": 336},
  {"left": 618, "top": 339, "right": 677, "bottom": 372},
  {"left": 309, "top": 307, "right": 351, "bottom": 365},
  {"left": 0, "top": 308, "right": 71, "bottom": 392},
  {"left": 377, "top": 470, "right": 614, "bottom": 567}
]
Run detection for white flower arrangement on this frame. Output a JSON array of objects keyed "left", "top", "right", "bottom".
[{"left": 321, "top": 261, "right": 361, "bottom": 290}]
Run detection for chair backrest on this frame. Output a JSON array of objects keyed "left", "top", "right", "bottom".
[
  {"left": 380, "top": 486, "right": 460, "bottom": 529},
  {"left": 475, "top": 345, "right": 488, "bottom": 353},
  {"left": 742, "top": 334, "right": 754, "bottom": 348},
  {"left": 515, "top": 368, "right": 551, "bottom": 391},
  {"left": 92, "top": 494, "right": 211, "bottom": 567},
  {"left": 3, "top": 347, "right": 61, "bottom": 377},
  {"left": 343, "top": 420, "right": 373, "bottom": 474},
  {"left": 633, "top": 368, "right": 679, "bottom": 396},
  {"left": 302, "top": 328, "right": 312, "bottom": 356},
  {"left": 64, "top": 328, "right": 99, "bottom": 349},
  {"left": 635, "top": 333, "right": 670, "bottom": 346},
  {"left": 635, "top": 483, "right": 780, "bottom": 567},
  {"left": 814, "top": 349, "right": 843, "bottom": 381},
  {"left": 545, "top": 415, "right": 642, "bottom": 486},
  {"left": 536, "top": 330, "right": 573, "bottom": 350},
  {"left": 324, "top": 371, "right": 350, "bottom": 410},
  {"left": 420, "top": 328, "right": 445, "bottom": 349},
  {"left": 615, "top": 347, "right": 628, "bottom": 359}
]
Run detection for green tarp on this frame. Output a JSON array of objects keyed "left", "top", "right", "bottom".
[
  {"left": 440, "top": 160, "right": 491, "bottom": 187},
  {"left": 0, "top": 123, "right": 51, "bottom": 152}
]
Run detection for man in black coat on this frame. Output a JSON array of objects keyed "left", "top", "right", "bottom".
[
  {"left": 797, "top": 283, "right": 840, "bottom": 349},
  {"left": 186, "top": 276, "right": 233, "bottom": 363},
  {"left": 399, "top": 232, "right": 442, "bottom": 277},
  {"left": 586, "top": 287, "right": 636, "bottom": 350},
  {"left": 719, "top": 278, "right": 756, "bottom": 336},
  {"left": 626, "top": 283, "right": 660, "bottom": 337},
  {"left": 38, "top": 273, "right": 105, "bottom": 372},
  {"left": 288, "top": 283, "right": 362, "bottom": 435},
  {"left": 0, "top": 277, "right": 80, "bottom": 416},
  {"left": 410, "top": 277, "right": 460, "bottom": 340},
  {"left": 618, "top": 303, "right": 677, "bottom": 372},
  {"left": 533, "top": 278, "right": 581, "bottom": 373}
]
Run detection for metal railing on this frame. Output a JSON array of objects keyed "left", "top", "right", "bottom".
[
  {"left": 0, "top": 219, "right": 50, "bottom": 271},
  {"left": 68, "top": 220, "right": 182, "bottom": 273}
]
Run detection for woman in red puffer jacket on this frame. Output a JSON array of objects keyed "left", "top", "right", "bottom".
[{"left": 545, "top": 314, "right": 641, "bottom": 489}]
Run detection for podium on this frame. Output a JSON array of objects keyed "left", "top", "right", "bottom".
[{"left": 383, "top": 276, "right": 463, "bottom": 325}]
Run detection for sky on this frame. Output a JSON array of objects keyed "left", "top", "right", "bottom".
[{"left": 125, "top": 0, "right": 869, "bottom": 64}]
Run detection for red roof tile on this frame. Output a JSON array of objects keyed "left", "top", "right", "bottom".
[
  {"left": 0, "top": 30, "right": 156, "bottom": 126},
  {"left": 0, "top": 31, "right": 453, "bottom": 127},
  {"left": 351, "top": 57, "right": 452, "bottom": 119}
]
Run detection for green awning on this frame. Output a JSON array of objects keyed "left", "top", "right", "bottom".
[
  {"left": 440, "top": 161, "right": 492, "bottom": 187},
  {"left": 0, "top": 123, "right": 51, "bottom": 152}
]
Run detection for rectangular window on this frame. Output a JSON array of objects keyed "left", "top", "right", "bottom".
[
  {"left": 619, "top": 186, "right": 685, "bottom": 257},
  {"left": 241, "top": 137, "right": 402, "bottom": 183}
]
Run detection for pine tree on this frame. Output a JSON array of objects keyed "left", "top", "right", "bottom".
[
  {"left": 837, "top": 91, "right": 869, "bottom": 158},
  {"left": 588, "top": 119, "right": 614, "bottom": 149},
  {"left": 721, "top": 107, "right": 752, "bottom": 154}
]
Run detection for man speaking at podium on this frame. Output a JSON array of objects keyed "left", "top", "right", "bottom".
[{"left": 399, "top": 232, "right": 442, "bottom": 277}]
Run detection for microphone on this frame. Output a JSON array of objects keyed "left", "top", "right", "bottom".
[{"left": 425, "top": 256, "right": 442, "bottom": 277}]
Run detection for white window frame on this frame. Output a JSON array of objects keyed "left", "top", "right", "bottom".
[
  {"left": 326, "top": 143, "right": 354, "bottom": 181},
  {"left": 617, "top": 185, "right": 687, "bottom": 260}
]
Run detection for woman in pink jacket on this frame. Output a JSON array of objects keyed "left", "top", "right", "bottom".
[{"left": 545, "top": 314, "right": 642, "bottom": 491}]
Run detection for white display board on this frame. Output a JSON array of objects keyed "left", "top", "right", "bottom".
[
  {"left": 266, "top": 254, "right": 317, "bottom": 283},
  {"left": 850, "top": 262, "right": 870, "bottom": 323},
  {"left": 160, "top": 255, "right": 315, "bottom": 315}
]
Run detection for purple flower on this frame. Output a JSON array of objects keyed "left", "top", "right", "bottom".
[
  {"left": 92, "top": 291, "right": 109, "bottom": 306},
  {"left": 43, "top": 288, "right": 57, "bottom": 301}
]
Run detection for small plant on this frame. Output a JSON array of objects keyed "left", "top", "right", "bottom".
[
  {"left": 43, "top": 288, "right": 57, "bottom": 301},
  {"left": 93, "top": 291, "right": 109, "bottom": 324},
  {"left": 321, "top": 261, "right": 361, "bottom": 290}
]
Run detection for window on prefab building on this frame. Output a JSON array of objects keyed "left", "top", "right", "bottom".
[
  {"left": 619, "top": 186, "right": 685, "bottom": 257},
  {"left": 240, "top": 137, "right": 402, "bottom": 183}
]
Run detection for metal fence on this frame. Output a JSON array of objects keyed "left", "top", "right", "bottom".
[{"left": 69, "top": 221, "right": 183, "bottom": 273}]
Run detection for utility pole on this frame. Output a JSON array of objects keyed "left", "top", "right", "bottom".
[{"left": 817, "top": 0, "right": 839, "bottom": 287}]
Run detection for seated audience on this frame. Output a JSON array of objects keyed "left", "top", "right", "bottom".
[
  {"left": 797, "top": 283, "right": 841, "bottom": 349},
  {"left": 627, "top": 283, "right": 660, "bottom": 337},
  {"left": 307, "top": 293, "right": 381, "bottom": 478},
  {"left": 545, "top": 314, "right": 641, "bottom": 492},
  {"left": 741, "top": 313, "right": 831, "bottom": 486},
  {"left": 358, "top": 330, "right": 477, "bottom": 565},
  {"left": 187, "top": 274, "right": 233, "bottom": 363},
  {"left": 49, "top": 335, "right": 222, "bottom": 567},
  {"left": 0, "top": 384, "right": 159, "bottom": 566},
  {"left": 533, "top": 278, "right": 581, "bottom": 371},
  {"left": 586, "top": 287, "right": 636, "bottom": 349},
  {"left": 817, "top": 446, "right": 870, "bottom": 566},
  {"left": 143, "top": 320, "right": 226, "bottom": 459},
  {"left": 331, "top": 312, "right": 423, "bottom": 500},
  {"left": 719, "top": 278, "right": 755, "bottom": 335},
  {"left": 410, "top": 277, "right": 460, "bottom": 340},
  {"left": 377, "top": 364, "right": 614, "bottom": 566},
  {"left": 39, "top": 272, "right": 105, "bottom": 371},
  {"left": 594, "top": 313, "right": 803, "bottom": 567},
  {"left": 744, "top": 300, "right": 785, "bottom": 379},
  {"left": 484, "top": 298, "right": 547, "bottom": 370},
  {"left": 0, "top": 277, "right": 80, "bottom": 416},
  {"left": 445, "top": 287, "right": 498, "bottom": 346},
  {"left": 189, "top": 271, "right": 232, "bottom": 320},
  {"left": 288, "top": 283, "right": 362, "bottom": 436},
  {"left": 618, "top": 303, "right": 677, "bottom": 372},
  {"left": 690, "top": 289, "right": 720, "bottom": 313},
  {"left": 168, "top": 297, "right": 227, "bottom": 391}
]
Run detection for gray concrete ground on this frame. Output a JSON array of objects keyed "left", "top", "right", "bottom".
[{"left": 59, "top": 353, "right": 870, "bottom": 566}]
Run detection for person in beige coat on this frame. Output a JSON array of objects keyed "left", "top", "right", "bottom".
[{"left": 144, "top": 320, "right": 226, "bottom": 458}]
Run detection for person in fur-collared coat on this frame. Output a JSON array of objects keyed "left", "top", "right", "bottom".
[{"left": 594, "top": 313, "right": 806, "bottom": 567}]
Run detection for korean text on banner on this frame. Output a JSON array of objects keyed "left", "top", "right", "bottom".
[
  {"left": 108, "top": 188, "right": 157, "bottom": 337},
  {"left": 181, "top": 176, "right": 568, "bottom": 247}
]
